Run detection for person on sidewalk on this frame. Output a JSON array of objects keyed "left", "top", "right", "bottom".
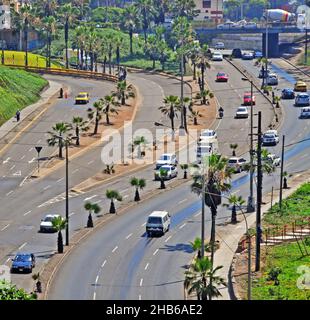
[
  {"left": 59, "top": 87, "right": 63, "bottom": 98},
  {"left": 15, "top": 110, "right": 20, "bottom": 122}
]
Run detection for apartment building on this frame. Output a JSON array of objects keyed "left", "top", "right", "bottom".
[{"left": 194, "top": 0, "right": 223, "bottom": 22}]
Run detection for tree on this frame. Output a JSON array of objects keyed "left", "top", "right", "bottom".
[
  {"left": 190, "top": 237, "right": 203, "bottom": 259},
  {"left": 197, "top": 45, "right": 211, "bottom": 104},
  {"left": 71, "top": 117, "right": 89, "bottom": 146},
  {"left": 172, "top": 0, "right": 199, "bottom": 20},
  {"left": 52, "top": 216, "right": 67, "bottom": 254},
  {"left": 84, "top": 202, "right": 101, "bottom": 228},
  {"left": 47, "top": 122, "right": 72, "bottom": 158},
  {"left": 42, "top": 16, "right": 57, "bottom": 68},
  {"left": 20, "top": 4, "right": 33, "bottom": 67},
  {"left": 100, "top": 94, "right": 120, "bottom": 125},
  {"left": 145, "top": 34, "right": 160, "bottom": 69},
  {"left": 180, "top": 164, "right": 189, "bottom": 179},
  {"left": 225, "top": 195, "right": 245, "bottom": 224},
  {"left": 122, "top": 5, "right": 140, "bottom": 55},
  {"left": 88, "top": 101, "right": 103, "bottom": 135},
  {"left": 189, "top": 109, "right": 202, "bottom": 126},
  {"left": 114, "top": 81, "right": 135, "bottom": 105},
  {"left": 134, "top": 0, "right": 155, "bottom": 44},
  {"left": 195, "top": 90, "right": 214, "bottom": 105},
  {"left": 130, "top": 177, "right": 146, "bottom": 201},
  {"left": 158, "top": 167, "right": 168, "bottom": 189},
  {"left": 184, "top": 257, "right": 226, "bottom": 300},
  {"left": 106, "top": 189, "right": 122, "bottom": 214},
  {"left": 133, "top": 136, "right": 148, "bottom": 158},
  {"left": 230, "top": 143, "right": 238, "bottom": 156},
  {"left": 159, "top": 95, "right": 181, "bottom": 136},
  {"left": 0, "top": 281, "right": 37, "bottom": 300}
]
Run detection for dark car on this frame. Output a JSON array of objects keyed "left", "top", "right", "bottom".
[
  {"left": 242, "top": 52, "right": 254, "bottom": 60},
  {"left": 232, "top": 48, "right": 242, "bottom": 58},
  {"left": 281, "top": 88, "right": 295, "bottom": 99},
  {"left": 11, "top": 253, "right": 35, "bottom": 273}
]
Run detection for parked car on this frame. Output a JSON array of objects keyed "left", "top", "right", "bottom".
[
  {"left": 215, "top": 42, "right": 225, "bottom": 49},
  {"left": 281, "top": 88, "right": 295, "bottom": 99},
  {"left": 242, "top": 52, "right": 254, "bottom": 60},
  {"left": 146, "top": 211, "right": 170, "bottom": 237},
  {"left": 243, "top": 92, "right": 256, "bottom": 105},
  {"left": 254, "top": 50, "right": 263, "bottom": 58},
  {"left": 227, "top": 157, "right": 247, "bottom": 173},
  {"left": 75, "top": 92, "right": 90, "bottom": 104},
  {"left": 235, "top": 106, "right": 249, "bottom": 118},
  {"left": 154, "top": 165, "right": 178, "bottom": 180},
  {"left": 212, "top": 52, "right": 223, "bottom": 61},
  {"left": 262, "top": 130, "right": 279, "bottom": 146},
  {"left": 300, "top": 107, "right": 310, "bottom": 118},
  {"left": 155, "top": 153, "right": 177, "bottom": 169},
  {"left": 232, "top": 48, "right": 242, "bottom": 58},
  {"left": 266, "top": 73, "right": 278, "bottom": 85},
  {"left": 200, "top": 129, "right": 217, "bottom": 139},
  {"left": 11, "top": 253, "right": 35, "bottom": 273},
  {"left": 294, "top": 80, "right": 307, "bottom": 92},
  {"left": 40, "top": 214, "right": 60, "bottom": 233},
  {"left": 295, "top": 93, "right": 310, "bottom": 106},
  {"left": 216, "top": 72, "right": 228, "bottom": 82},
  {"left": 258, "top": 69, "right": 271, "bottom": 79}
]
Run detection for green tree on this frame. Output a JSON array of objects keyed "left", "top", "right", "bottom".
[
  {"left": 47, "top": 122, "right": 72, "bottom": 158},
  {"left": 20, "top": 4, "right": 33, "bottom": 67},
  {"left": 106, "top": 189, "right": 122, "bottom": 214},
  {"left": 159, "top": 95, "right": 181, "bottom": 135},
  {"left": 71, "top": 116, "right": 89, "bottom": 146},
  {"left": 52, "top": 216, "right": 67, "bottom": 254},
  {"left": 230, "top": 143, "right": 238, "bottom": 156},
  {"left": 114, "top": 81, "right": 135, "bottom": 105},
  {"left": 134, "top": 0, "right": 155, "bottom": 44},
  {"left": 122, "top": 5, "right": 140, "bottom": 55},
  {"left": 100, "top": 94, "right": 120, "bottom": 125},
  {"left": 158, "top": 167, "right": 168, "bottom": 189},
  {"left": 172, "top": 0, "right": 199, "bottom": 20},
  {"left": 130, "top": 177, "right": 146, "bottom": 201},
  {"left": 84, "top": 201, "right": 101, "bottom": 228},
  {"left": 133, "top": 136, "right": 148, "bottom": 158},
  {"left": 0, "top": 281, "right": 37, "bottom": 300},
  {"left": 42, "top": 16, "right": 57, "bottom": 68},
  {"left": 88, "top": 101, "right": 103, "bottom": 135},
  {"left": 225, "top": 194, "right": 245, "bottom": 224},
  {"left": 180, "top": 163, "right": 189, "bottom": 179}
]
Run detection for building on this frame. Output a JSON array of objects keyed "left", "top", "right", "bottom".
[{"left": 194, "top": 0, "right": 223, "bottom": 22}]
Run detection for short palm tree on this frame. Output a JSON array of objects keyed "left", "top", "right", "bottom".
[
  {"left": 159, "top": 167, "right": 168, "bottom": 189},
  {"left": 274, "top": 95, "right": 281, "bottom": 108},
  {"left": 130, "top": 177, "right": 146, "bottom": 202},
  {"left": 114, "top": 81, "right": 135, "bottom": 105},
  {"left": 184, "top": 256, "right": 226, "bottom": 300},
  {"left": 71, "top": 117, "right": 89, "bottom": 146},
  {"left": 88, "top": 101, "right": 103, "bottom": 135},
  {"left": 106, "top": 190, "right": 122, "bottom": 214},
  {"left": 230, "top": 143, "right": 238, "bottom": 156},
  {"left": 225, "top": 195, "right": 245, "bottom": 224},
  {"left": 189, "top": 109, "right": 202, "bottom": 126},
  {"left": 195, "top": 90, "right": 214, "bottom": 105},
  {"left": 283, "top": 171, "right": 288, "bottom": 189},
  {"left": 180, "top": 164, "right": 189, "bottom": 179},
  {"left": 190, "top": 237, "right": 202, "bottom": 259},
  {"left": 47, "top": 122, "right": 72, "bottom": 158},
  {"left": 133, "top": 136, "right": 147, "bottom": 158},
  {"left": 84, "top": 202, "right": 101, "bottom": 228},
  {"left": 100, "top": 94, "right": 120, "bottom": 125},
  {"left": 52, "top": 216, "right": 67, "bottom": 254}
]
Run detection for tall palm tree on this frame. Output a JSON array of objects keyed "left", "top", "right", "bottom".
[
  {"left": 71, "top": 117, "right": 89, "bottom": 146},
  {"left": 190, "top": 237, "right": 202, "bottom": 259},
  {"left": 42, "top": 16, "right": 57, "bottom": 68},
  {"left": 47, "top": 122, "right": 72, "bottom": 158},
  {"left": 59, "top": 3, "right": 79, "bottom": 69},
  {"left": 134, "top": 0, "right": 154, "bottom": 44},
  {"left": 114, "top": 81, "right": 135, "bottom": 105},
  {"left": 20, "top": 4, "right": 33, "bottom": 67},
  {"left": 197, "top": 44, "right": 211, "bottom": 104},
  {"left": 184, "top": 257, "right": 226, "bottom": 300},
  {"left": 52, "top": 216, "right": 67, "bottom": 254},
  {"left": 114, "top": 36, "right": 123, "bottom": 70},
  {"left": 88, "top": 101, "right": 103, "bottom": 135},
  {"left": 106, "top": 189, "right": 122, "bottom": 214},
  {"left": 84, "top": 202, "right": 101, "bottom": 228},
  {"left": 100, "top": 94, "right": 120, "bottom": 125},
  {"left": 159, "top": 95, "right": 181, "bottom": 134},
  {"left": 122, "top": 5, "right": 140, "bottom": 55},
  {"left": 230, "top": 143, "right": 238, "bottom": 156},
  {"left": 130, "top": 177, "right": 146, "bottom": 201},
  {"left": 104, "top": 32, "right": 115, "bottom": 74}
]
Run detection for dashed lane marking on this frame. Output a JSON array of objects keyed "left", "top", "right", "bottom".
[
  {"left": 112, "top": 246, "right": 118, "bottom": 253},
  {"left": 165, "top": 235, "right": 172, "bottom": 243},
  {"left": 179, "top": 223, "right": 186, "bottom": 229},
  {"left": 101, "top": 260, "right": 107, "bottom": 268},
  {"left": 140, "top": 278, "right": 143, "bottom": 287},
  {"left": 153, "top": 249, "right": 159, "bottom": 256},
  {"left": 23, "top": 211, "right": 31, "bottom": 216},
  {"left": 1, "top": 224, "right": 10, "bottom": 231},
  {"left": 18, "top": 242, "right": 27, "bottom": 250},
  {"left": 126, "top": 233, "right": 133, "bottom": 239},
  {"left": 6, "top": 190, "right": 13, "bottom": 196},
  {"left": 144, "top": 263, "right": 149, "bottom": 271}
]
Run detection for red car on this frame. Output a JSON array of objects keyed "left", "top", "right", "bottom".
[
  {"left": 216, "top": 72, "right": 228, "bottom": 82},
  {"left": 243, "top": 92, "right": 256, "bottom": 105}
]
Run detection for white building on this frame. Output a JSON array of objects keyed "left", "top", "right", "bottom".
[{"left": 194, "top": 0, "right": 224, "bottom": 22}]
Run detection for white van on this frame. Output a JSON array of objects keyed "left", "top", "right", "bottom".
[{"left": 146, "top": 211, "right": 171, "bottom": 237}]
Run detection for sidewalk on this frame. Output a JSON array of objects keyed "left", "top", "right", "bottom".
[
  {"left": 214, "top": 170, "right": 310, "bottom": 300},
  {"left": 0, "top": 80, "right": 62, "bottom": 141}
]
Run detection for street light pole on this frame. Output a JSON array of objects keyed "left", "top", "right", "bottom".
[
  {"left": 201, "top": 159, "right": 205, "bottom": 258},
  {"left": 65, "top": 140, "right": 69, "bottom": 246},
  {"left": 279, "top": 135, "right": 285, "bottom": 211}
]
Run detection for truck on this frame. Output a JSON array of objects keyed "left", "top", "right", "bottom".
[{"left": 264, "top": 9, "right": 296, "bottom": 24}]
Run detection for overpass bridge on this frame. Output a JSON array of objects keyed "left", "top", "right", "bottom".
[{"left": 195, "top": 26, "right": 305, "bottom": 57}]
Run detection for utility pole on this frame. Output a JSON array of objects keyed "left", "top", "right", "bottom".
[
  {"left": 305, "top": 28, "right": 308, "bottom": 65},
  {"left": 279, "top": 135, "right": 285, "bottom": 211},
  {"left": 201, "top": 159, "right": 205, "bottom": 258},
  {"left": 65, "top": 141, "right": 69, "bottom": 246},
  {"left": 264, "top": 10, "right": 269, "bottom": 88},
  {"left": 255, "top": 111, "right": 262, "bottom": 272},
  {"left": 180, "top": 28, "right": 185, "bottom": 131}
]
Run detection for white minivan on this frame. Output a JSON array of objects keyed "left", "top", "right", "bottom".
[{"left": 146, "top": 211, "right": 171, "bottom": 237}]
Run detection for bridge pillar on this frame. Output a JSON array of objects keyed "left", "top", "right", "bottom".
[{"left": 262, "top": 33, "right": 279, "bottom": 58}]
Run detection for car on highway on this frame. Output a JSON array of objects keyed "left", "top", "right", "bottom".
[
  {"left": 235, "top": 106, "right": 249, "bottom": 118},
  {"left": 154, "top": 165, "right": 178, "bottom": 180},
  {"left": 146, "top": 211, "right": 170, "bottom": 237},
  {"left": 294, "top": 80, "right": 307, "bottom": 92},
  {"left": 217, "top": 21, "right": 236, "bottom": 29},
  {"left": 227, "top": 157, "right": 247, "bottom": 173},
  {"left": 244, "top": 22, "right": 257, "bottom": 29},
  {"left": 199, "top": 129, "right": 217, "bottom": 139},
  {"left": 216, "top": 72, "right": 228, "bottom": 82},
  {"left": 11, "top": 253, "right": 35, "bottom": 273},
  {"left": 212, "top": 52, "right": 223, "bottom": 61},
  {"left": 254, "top": 50, "right": 263, "bottom": 58},
  {"left": 214, "top": 42, "right": 225, "bottom": 50},
  {"left": 295, "top": 93, "right": 310, "bottom": 106},
  {"left": 232, "top": 48, "right": 242, "bottom": 58},
  {"left": 242, "top": 52, "right": 254, "bottom": 60},
  {"left": 281, "top": 88, "right": 295, "bottom": 99},
  {"left": 155, "top": 153, "right": 178, "bottom": 169},
  {"left": 266, "top": 73, "right": 278, "bottom": 85},
  {"left": 258, "top": 69, "right": 270, "bottom": 79},
  {"left": 262, "top": 130, "right": 279, "bottom": 146},
  {"left": 40, "top": 214, "right": 60, "bottom": 233},
  {"left": 300, "top": 107, "right": 310, "bottom": 118},
  {"left": 243, "top": 92, "right": 256, "bottom": 105},
  {"left": 75, "top": 92, "right": 90, "bottom": 104}
]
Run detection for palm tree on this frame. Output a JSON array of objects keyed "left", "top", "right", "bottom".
[
  {"left": 20, "top": 4, "right": 33, "bottom": 67},
  {"left": 180, "top": 164, "right": 189, "bottom": 179},
  {"left": 189, "top": 109, "right": 201, "bottom": 126},
  {"left": 42, "top": 16, "right": 57, "bottom": 68},
  {"left": 184, "top": 256, "right": 226, "bottom": 300},
  {"left": 225, "top": 195, "right": 245, "bottom": 224},
  {"left": 130, "top": 177, "right": 146, "bottom": 201},
  {"left": 274, "top": 95, "right": 281, "bottom": 108},
  {"left": 197, "top": 45, "right": 211, "bottom": 104},
  {"left": 159, "top": 95, "right": 181, "bottom": 135},
  {"left": 104, "top": 32, "right": 115, "bottom": 74},
  {"left": 134, "top": 0, "right": 154, "bottom": 44},
  {"left": 71, "top": 117, "right": 89, "bottom": 146},
  {"left": 283, "top": 171, "right": 288, "bottom": 189},
  {"left": 195, "top": 89, "right": 214, "bottom": 106},
  {"left": 84, "top": 202, "right": 101, "bottom": 228},
  {"left": 122, "top": 5, "right": 140, "bottom": 55},
  {"left": 52, "top": 216, "right": 67, "bottom": 254},
  {"left": 133, "top": 136, "right": 147, "bottom": 158},
  {"left": 114, "top": 81, "right": 135, "bottom": 105},
  {"left": 59, "top": 3, "right": 79, "bottom": 69},
  {"left": 100, "top": 94, "right": 120, "bottom": 125},
  {"left": 114, "top": 36, "right": 123, "bottom": 70},
  {"left": 158, "top": 167, "right": 168, "bottom": 189},
  {"left": 230, "top": 143, "right": 238, "bottom": 156},
  {"left": 106, "top": 189, "right": 122, "bottom": 214},
  {"left": 190, "top": 237, "right": 202, "bottom": 259},
  {"left": 47, "top": 122, "right": 72, "bottom": 158},
  {"left": 88, "top": 101, "right": 103, "bottom": 135}
]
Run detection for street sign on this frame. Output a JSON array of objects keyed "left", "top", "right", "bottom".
[{"left": 35, "top": 146, "right": 43, "bottom": 154}]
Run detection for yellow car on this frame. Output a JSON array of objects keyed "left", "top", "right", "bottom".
[
  {"left": 294, "top": 81, "right": 307, "bottom": 92},
  {"left": 75, "top": 92, "right": 90, "bottom": 104}
]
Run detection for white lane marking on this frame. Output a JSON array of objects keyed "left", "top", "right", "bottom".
[
  {"left": 57, "top": 177, "right": 64, "bottom": 183},
  {"left": 87, "top": 160, "right": 94, "bottom": 165},
  {"left": 141, "top": 222, "right": 146, "bottom": 227},
  {"left": 28, "top": 148, "right": 34, "bottom": 152},
  {"left": 232, "top": 189, "right": 241, "bottom": 194},
  {"left": 84, "top": 195, "right": 97, "bottom": 201},
  {"left": 13, "top": 171, "right": 21, "bottom": 176},
  {"left": 20, "top": 155, "right": 25, "bottom": 160},
  {"left": 43, "top": 185, "right": 51, "bottom": 191},
  {"left": 165, "top": 235, "right": 172, "bottom": 243},
  {"left": 6, "top": 190, "right": 13, "bottom": 196},
  {"left": 126, "top": 233, "right": 133, "bottom": 239},
  {"left": 120, "top": 188, "right": 129, "bottom": 193},
  {"left": 69, "top": 212, "right": 75, "bottom": 217},
  {"left": 37, "top": 139, "right": 42, "bottom": 143},
  {"left": 101, "top": 260, "right": 107, "bottom": 268},
  {"left": 72, "top": 169, "right": 79, "bottom": 174},
  {"left": 140, "top": 278, "right": 143, "bottom": 287},
  {"left": 112, "top": 246, "right": 118, "bottom": 253},
  {"left": 93, "top": 292, "right": 96, "bottom": 300},
  {"left": 95, "top": 275, "right": 99, "bottom": 284},
  {"left": 179, "top": 223, "right": 186, "bottom": 229},
  {"left": 23, "top": 210, "right": 31, "bottom": 216},
  {"left": 195, "top": 212, "right": 201, "bottom": 217},
  {"left": 144, "top": 263, "right": 149, "bottom": 271},
  {"left": 19, "top": 175, "right": 29, "bottom": 187},
  {"left": 153, "top": 249, "right": 159, "bottom": 256},
  {"left": 3, "top": 157, "right": 10, "bottom": 164},
  {"left": 1, "top": 224, "right": 10, "bottom": 231},
  {"left": 28, "top": 157, "right": 36, "bottom": 164},
  {"left": 10, "top": 165, "right": 15, "bottom": 171},
  {"left": 178, "top": 199, "right": 187, "bottom": 205},
  {"left": 18, "top": 242, "right": 27, "bottom": 250},
  {"left": 139, "top": 295, "right": 142, "bottom": 300}
]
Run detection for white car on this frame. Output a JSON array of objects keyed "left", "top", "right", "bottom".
[
  {"left": 196, "top": 144, "right": 213, "bottom": 163},
  {"left": 200, "top": 129, "right": 217, "bottom": 139},
  {"left": 244, "top": 22, "right": 257, "bottom": 29},
  {"left": 217, "top": 21, "right": 236, "bottom": 29},
  {"left": 300, "top": 106, "right": 310, "bottom": 118},
  {"left": 155, "top": 153, "right": 177, "bottom": 169},
  {"left": 266, "top": 73, "right": 278, "bottom": 85},
  {"left": 264, "top": 154, "right": 281, "bottom": 166},
  {"left": 227, "top": 157, "right": 247, "bottom": 173},
  {"left": 214, "top": 42, "right": 225, "bottom": 50},
  {"left": 154, "top": 165, "right": 178, "bottom": 180},
  {"left": 235, "top": 106, "right": 249, "bottom": 118},
  {"left": 295, "top": 93, "right": 310, "bottom": 107},
  {"left": 212, "top": 52, "right": 223, "bottom": 61},
  {"left": 262, "top": 130, "right": 279, "bottom": 146},
  {"left": 146, "top": 211, "right": 170, "bottom": 237},
  {"left": 40, "top": 214, "right": 60, "bottom": 233}
]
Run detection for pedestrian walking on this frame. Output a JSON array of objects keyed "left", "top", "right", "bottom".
[
  {"left": 59, "top": 87, "right": 63, "bottom": 98},
  {"left": 16, "top": 110, "right": 20, "bottom": 122}
]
